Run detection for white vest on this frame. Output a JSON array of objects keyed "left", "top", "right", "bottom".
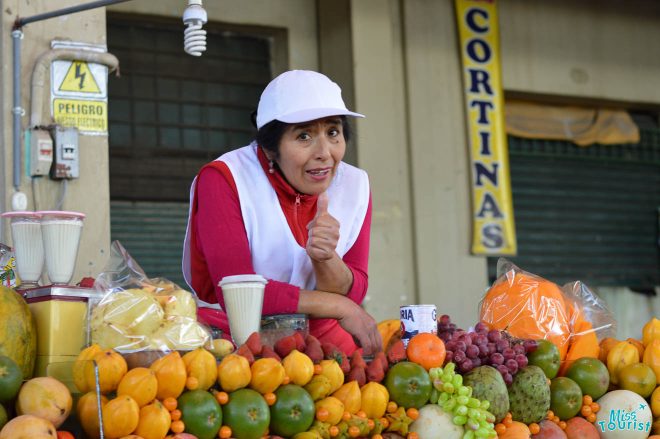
[{"left": 183, "top": 143, "right": 370, "bottom": 305}]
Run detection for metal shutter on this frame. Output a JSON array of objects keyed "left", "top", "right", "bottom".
[
  {"left": 107, "top": 14, "right": 274, "bottom": 285},
  {"left": 488, "top": 129, "right": 660, "bottom": 291}
]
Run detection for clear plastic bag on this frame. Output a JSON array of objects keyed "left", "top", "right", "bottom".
[
  {"left": 479, "top": 258, "right": 616, "bottom": 372},
  {"left": 90, "top": 241, "right": 211, "bottom": 355},
  {"left": 0, "top": 243, "right": 18, "bottom": 288}
]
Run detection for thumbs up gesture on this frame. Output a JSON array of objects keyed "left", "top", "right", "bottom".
[{"left": 306, "top": 192, "right": 340, "bottom": 262}]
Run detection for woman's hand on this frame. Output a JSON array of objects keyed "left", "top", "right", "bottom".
[
  {"left": 306, "top": 192, "right": 340, "bottom": 262},
  {"left": 337, "top": 299, "right": 382, "bottom": 356},
  {"left": 298, "top": 290, "right": 382, "bottom": 355}
]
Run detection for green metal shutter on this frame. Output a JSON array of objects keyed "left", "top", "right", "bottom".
[
  {"left": 110, "top": 201, "right": 189, "bottom": 287},
  {"left": 488, "top": 129, "right": 660, "bottom": 291},
  {"left": 106, "top": 14, "right": 273, "bottom": 286}
]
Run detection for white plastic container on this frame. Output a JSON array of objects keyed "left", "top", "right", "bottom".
[
  {"left": 38, "top": 211, "right": 85, "bottom": 285},
  {"left": 0, "top": 211, "right": 44, "bottom": 288},
  {"left": 219, "top": 274, "right": 267, "bottom": 346}
]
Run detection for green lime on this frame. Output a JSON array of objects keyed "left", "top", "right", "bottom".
[
  {"left": 550, "top": 377, "right": 583, "bottom": 420},
  {"left": 565, "top": 357, "right": 610, "bottom": 400},
  {"left": 178, "top": 389, "right": 222, "bottom": 439},
  {"left": 527, "top": 340, "right": 560, "bottom": 379},
  {"left": 270, "top": 385, "right": 315, "bottom": 437},
  {"left": 223, "top": 388, "right": 270, "bottom": 439},
  {"left": 0, "top": 355, "right": 22, "bottom": 403},
  {"left": 384, "top": 361, "right": 432, "bottom": 409}
]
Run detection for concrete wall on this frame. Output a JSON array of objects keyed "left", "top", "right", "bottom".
[{"left": 0, "top": 0, "right": 110, "bottom": 282}]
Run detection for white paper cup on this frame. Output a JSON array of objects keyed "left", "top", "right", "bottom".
[{"left": 219, "top": 274, "right": 267, "bottom": 346}]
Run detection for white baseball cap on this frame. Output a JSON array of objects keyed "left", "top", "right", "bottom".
[{"left": 256, "top": 70, "right": 365, "bottom": 129}]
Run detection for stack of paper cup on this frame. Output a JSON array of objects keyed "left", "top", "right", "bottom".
[{"left": 219, "top": 274, "right": 267, "bottom": 346}]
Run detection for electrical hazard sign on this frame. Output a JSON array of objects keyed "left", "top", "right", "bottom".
[
  {"left": 51, "top": 59, "right": 108, "bottom": 134},
  {"left": 58, "top": 61, "right": 101, "bottom": 93}
]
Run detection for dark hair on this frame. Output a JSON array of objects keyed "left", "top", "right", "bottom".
[{"left": 251, "top": 112, "right": 352, "bottom": 158}]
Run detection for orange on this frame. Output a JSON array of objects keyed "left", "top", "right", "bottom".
[
  {"left": 406, "top": 333, "right": 446, "bottom": 370},
  {"left": 618, "top": 362, "right": 656, "bottom": 398}
]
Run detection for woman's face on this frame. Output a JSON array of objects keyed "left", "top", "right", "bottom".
[{"left": 272, "top": 116, "right": 346, "bottom": 195}]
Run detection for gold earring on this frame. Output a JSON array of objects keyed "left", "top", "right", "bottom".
[{"left": 268, "top": 160, "right": 275, "bottom": 174}]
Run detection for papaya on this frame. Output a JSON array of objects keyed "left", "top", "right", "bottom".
[
  {"left": 479, "top": 272, "right": 571, "bottom": 360},
  {"left": 559, "top": 319, "right": 600, "bottom": 376},
  {"left": 0, "top": 286, "right": 37, "bottom": 378}
]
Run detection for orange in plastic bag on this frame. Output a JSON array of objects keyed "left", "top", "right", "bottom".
[{"left": 480, "top": 271, "right": 571, "bottom": 360}]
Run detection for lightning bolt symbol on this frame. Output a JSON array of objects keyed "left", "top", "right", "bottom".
[{"left": 74, "top": 62, "right": 86, "bottom": 90}]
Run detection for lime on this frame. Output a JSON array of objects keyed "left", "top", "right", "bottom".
[
  {"left": 549, "top": 377, "right": 582, "bottom": 420},
  {"left": 384, "top": 361, "right": 432, "bottom": 409},
  {"left": 618, "top": 362, "right": 656, "bottom": 398},
  {"left": 527, "top": 340, "right": 560, "bottom": 379},
  {"left": 269, "top": 385, "right": 315, "bottom": 437},
  {"left": 565, "top": 357, "right": 610, "bottom": 400},
  {"left": 223, "top": 388, "right": 270, "bottom": 439},
  {"left": 0, "top": 404, "right": 7, "bottom": 430},
  {"left": 0, "top": 355, "right": 22, "bottom": 403},
  {"left": 178, "top": 389, "right": 222, "bottom": 439}
]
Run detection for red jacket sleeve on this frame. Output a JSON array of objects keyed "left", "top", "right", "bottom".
[
  {"left": 195, "top": 167, "right": 301, "bottom": 315},
  {"left": 343, "top": 194, "right": 372, "bottom": 304}
]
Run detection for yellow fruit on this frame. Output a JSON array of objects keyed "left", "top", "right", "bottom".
[
  {"left": 85, "top": 349, "right": 128, "bottom": 394},
  {"left": 117, "top": 367, "right": 158, "bottom": 407},
  {"left": 0, "top": 415, "right": 57, "bottom": 439},
  {"left": 73, "top": 343, "right": 103, "bottom": 393},
  {"left": 651, "top": 386, "right": 660, "bottom": 417},
  {"left": 643, "top": 318, "right": 660, "bottom": 347},
  {"left": 77, "top": 392, "right": 108, "bottom": 439},
  {"left": 319, "top": 359, "right": 344, "bottom": 394},
  {"left": 207, "top": 338, "right": 235, "bottom": 359},
  {"left": 250, "top": 357, "right": 285, "bottom": 394},
  {"left": 182, "top": 348, "right": 218, "bottom": 390},
  {"left": 377, "top": 319, "right": 401, "bottom": 352},
  {"left": 282, "top": 350, "right": 314, "bottom": 386},
  {"left": 626, "top": 338, "right": 645, "bottom": 361},
  {"left": 15, "top": 376, "right": 72, "bottom": 428},
  {"left": 304, "top": 374, "right": 332, "bottom": 401},
  {"left": 360, "top": 382, "right": 389, "bottom": 419},
  {"left": 607, "top": 340, "right": 639, "bottom": 385},
  {"left": 315, "top": 396, "right": 345, "bottom": 425},
  {"left": 101, "top": 395, "right": 140, "bottom": 439},
  {"left": 617, "top": 362, "right": 656, "bottom": 398},
  {"left": 332, "top": 381, "right": 361, "bottom": 414},
  {"left": 149, "top": 351, "right": 187, "bottom": 400},
  {"left": 643, "top": 339, "right": 660, "bottom": 385},
  {"left": 133, "top": 400, "right": 172, "bottom": 439},
  {"left": 599, "top": 337, "right": 620, "bottom": 363},
  {"left": 217, "top": 354, "right": 251, "bottom": 392}
]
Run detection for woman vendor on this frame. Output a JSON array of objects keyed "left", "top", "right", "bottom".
[{"left": 183, "top": 70, "right": 381, "bottom": 355}]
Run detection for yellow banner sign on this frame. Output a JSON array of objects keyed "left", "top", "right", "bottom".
[
  {"left": 53, "top": 98, "right": 107, "bottom": 133},
  {"left": 455, "top": 0, "right": 517, "bottom": 255}
]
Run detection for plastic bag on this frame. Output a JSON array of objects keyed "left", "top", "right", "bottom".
[
  {"left": 479, "top": 258, "right": 616, "bottom": 373},
  {"left": 90, "top": 241, "right": 210, "bottom": 354},
  {"left": 0, "top": 243, "right": 18, "bottom": 288}
]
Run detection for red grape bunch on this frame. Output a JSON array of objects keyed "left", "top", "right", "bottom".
[{"left": 437, "top": 314, "right": 538, "bottom": 385}]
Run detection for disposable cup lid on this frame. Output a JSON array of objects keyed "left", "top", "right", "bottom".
[
  {"left": 219, "top": 274, "right": 268, "bottom": 287},
  {"left": 37, "top": 210, "right": 86, "bottom": 219},
  {"left": 1, "top": 211, "right": 40, "bottom": 218}
]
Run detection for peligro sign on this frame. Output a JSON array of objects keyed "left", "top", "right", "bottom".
[{"left": 455, "top": 0, "right": 517, "bottom": 256}]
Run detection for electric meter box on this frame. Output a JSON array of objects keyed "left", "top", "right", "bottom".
[
  {"left": 51, "top": 126, "right": 79, "bottom": 179},
  {"left": 29, "top": 129, "right": 53, "bottom": 176}
]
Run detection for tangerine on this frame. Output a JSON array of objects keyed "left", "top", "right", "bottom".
[
  {"left": 618, "top": 362, "right": 657, "bottom": 398},
  {"left": 405, "top": 333, "right": 446, "bottom": 371}
]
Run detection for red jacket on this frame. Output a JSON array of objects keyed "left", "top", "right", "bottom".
[{"left": 189, "top": 147, "right": 372, "bottom": 354}]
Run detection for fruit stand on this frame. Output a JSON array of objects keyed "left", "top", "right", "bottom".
[{"left": 1, "top": 261, "right": 660, "bottom": 439}]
